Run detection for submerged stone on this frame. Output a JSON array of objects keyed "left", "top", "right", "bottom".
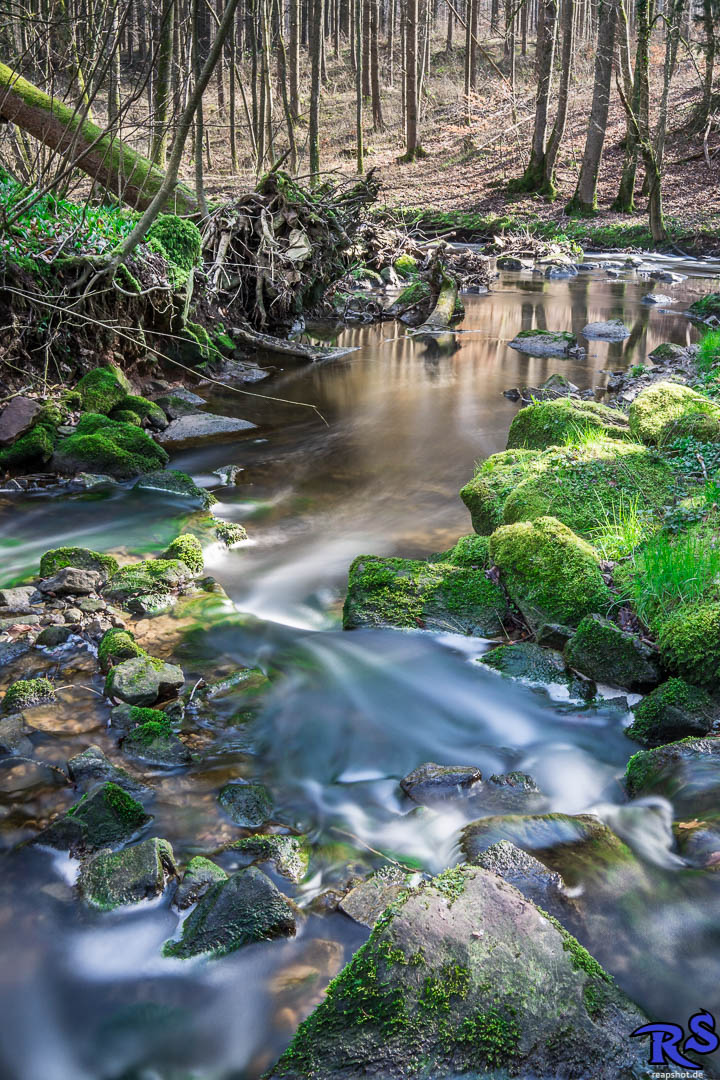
[
  {"left": 626, "top": 679, "right": 720, "bottom": 747},
  {"left": 121, "top": 719, "right": 191, "bottom": 767},
  {"left": 173, "top": 856, "right": 228, "bottom": 909},
  {"left": 36, "top": 625, "right": 73, "bottom": 648},
  {"left": 35, "top": 781, "right": 151, "bottom": 855},
  {"left": 218, "top": 781, "right": 273, "bottom": 827},
  {"left": 624, "top": 738, "right": 720, "bottom": 816},
  {"left": 163, "top": 865, "right": 296, "bottom": 959},
  {"left": 0, "top": 714, "right": 34, "bottom": 756},
  {"left": 564, "top": 615, "right": 663, "bottom": 692},
  {"left": 79, "top": 837, "right": 177, "bottom": 910},
  {"left": 399, "top": 761, "right": 483, "bottom": 804},
  {"left": 480, "top": 641, "right": 595, "bottom": 701},
  {"left": 68, "top": 744, "right": 152, "bottom": 798},
  {"left": 267, "top": 865, "right": 647, "bottom": 1080},
  {"left": 133, "top": 469, "right": 216, "bottom": 508},
  {"left": 105, "top": 656, "right": 185, "bottom": 707}
]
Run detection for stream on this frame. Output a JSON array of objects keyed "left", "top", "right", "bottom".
[{"left": 1, "top": 257, "right": 719, "bottom": 1079}]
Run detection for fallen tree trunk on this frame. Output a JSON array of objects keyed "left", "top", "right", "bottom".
[
  {"left": 415, "top": 271, "right": 459, "bottom": 332},
  {"left": 230, "top": 321, "right": 357, "bottom": 362},
  {"left": 0, "top": 63, "right": 197, "bottom": 213}
]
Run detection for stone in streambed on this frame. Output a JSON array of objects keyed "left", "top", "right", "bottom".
[
  {"left": 475, "top": 840, "right": 573, "bottom": 923},
  {"left": 339, "top": 866, "right": 413, "bottom": 928},
  {"left": 399, "top": 761, "right": 483, "bottom": 804},
  {"left": 626, "top": 678, "right": 720, "bottom": 747},
  {"left": 0, "top": 586, "right": 38, "bottom": 614},
  {"left": 564, "top": 615, "right": 663, "bottom": 692},
  {"left": 75, "top": 365, "right": 130, "bottom": 414},
  {"left": 105, "top": 656, "right": 185, "bottom": 706},
  {"left": 79, "top": 837, "right": 177, "bottom": 909},
  {"left": 230, "top": 835, "right": 309, "bottom": 883},
  {"left": 52, "top": 413, "right": 168, "bottom": 481},
  {"left": 68, "top": 744, "right": 152, "bottom": 798},
  {"left": 173, "top": 856, "right": 228, "bottom": 909},
  {"left": 217, "top": 781, "right": 273, "bottom": 827},
  {"left": 133, "top": 469, "right": 215, "bottom": 508},
  {"left": 642, "top": 293, "right": 674, "bottom": 305},
  {"left": 2, "top": 678, "right": 55, "bottom": 713},
  {"left": 98, "top": 627, "right": 146, "bottom": 671},
  {"left": 38, "top": 567, "right": 103, "bottom": 597},
  {"left": 0, "top": 715, "right": 34, "bottom": 756},
  {"left": 267, "top": 865, "right": 648, "bottom": 1080},
  {"left": 155, "top": 413, "right": 256, "bottom": 449},
  {"left": 34, "top": 781, "right": 151, "bottom": 855},
  {"left": 121, "top": 718, "right": 191, "bottom": 768},
  {"left": 0, "top": 396, "right": 42, "bottom": 446},
  {"left": 624, "top": 738, "right": 720, "bottom": 816},
  {"left": 581, "top": 320, "right": 630, "bottom": 341},
  {"left": 649, "top": 342, "right": 686, "bottom": 363},
  {"left": 162, "top": 534, "right": 204, "bottom": 574},
  {"left": 480, "top": 641, "right": 596, "bottom": 701},
  {"left": 153, "top": 389, "right": 206, "bottom": 419},
  {"left": 39, "top": 546, "right": 118, "bottom": 580},
  {"left": 630, "top": 381, "right": 720, "bottom": 445},
  {"left": 163, "top": 865, "right": 296, "bottom": 959},
  {"left": 36, "top": 625, "right": 73, "bottom": 648},
  {"left": 508, "top": 329, "right": 578, "bottom": 356},
  {"left": 103, "top": 558, "right": 194, "bottom": 603}
]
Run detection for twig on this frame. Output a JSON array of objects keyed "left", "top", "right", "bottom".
[{"left": 330, "top": 826, "right": 418, "bottom": 873}]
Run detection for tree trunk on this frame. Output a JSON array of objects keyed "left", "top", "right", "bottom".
[
  {"left": 289, "top": 0, "right": 300, "bottom": 117},
  {"left": 543, "top": 0, "right": 575, "bottom": 196},
  {"left": 370, "top": 0, "right": 384, "bottom": 128},
  {"left": 699, "top": 0, "right": 717, "bottom": 126},
  {"left": 151, "top": 0, "right": 176, "bottom": 166},
  {"left": 356, "top": 0, "right": 365, "bottom": 170},
  {"left": 567, "top": 0, "right": 618, "bottom": 212},
  {"left": 309, "top": 0, "right": 324, "bottom": 179},
  {"left": 402, "top": 0, "right": 420, "bottom": 159},
  {"left": 513, "top": 0, "right": 557, "bottom": 190}
]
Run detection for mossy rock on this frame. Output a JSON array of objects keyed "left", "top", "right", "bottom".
[
  {"left": 174, "top": 856, "right": 228, "bottom": 909},
  {"left": 393, "top": 253, "right": 418, "bottom": 278},
  {"left": 0, "top": 423, "right": 56, "bottom": 470},
  {"left": 489, "top": 517, "right": 610, "bottom": 632},
  {"left": 122, "top": 718, "right": 191, "bottom": 767},
  {"left": 79, "top": 837, "right": 177, "bottom": 910},
  {"left": 629, "top": 381, "right": 720, "bottom": 445},
  {"left": 217, "top": 782, "right": 273, "bottom": 827},
  {"left": 480, "top": 642, "right": 595, "bottom": 702},
  {"left": 163, "top": 866, "right": 296, "bottom": 959},
  {"left": 460, "top": 449, "right": 542, "bottom": 534},
  {"left": 2, "top": 677, "right": 55, "bottom": 712},
  {"left": 98, "top": 628, "right": 146, "bottom": 671},
  {"left": 564, "top": 615, "right": 663, "bottom": 692},
  {"left": 103, "top": 558, "right": 194, "bottom": 602},
  {"left": 147, "top": 214, "right": 202, "bottom": 284},
  {"left": 386, "top": 279, "right": 432, "bottom": 318},
  {"left": 626, "top": 678, "right": 720, "bottom": 747},
  {"left": 267, "top": 864, "right": 648, "bottom": 1080},
  {"left": 52, "top": 413, "right": 168, "bottom": 481},
  {"left": 343, "top": 555, "right": 508, "bottom": 636},
  {"left": 105, "top": 656, "right": 185, "bottom": 707},
  {"left": 506, "top": 399, "right": 629, "bottom": 451},
  {"left": 110, "top": 395, "right": 168, "bottom": 431},
  {"left": 112, "top": 409, "right": 142, "bottom": 426},
  {"left": 162, "top": 534, "right": 204, "bottom": 574},
  {"left": 67, "top": 744, "right": 151, "bottom": 798},
  {"left": 656, "top": 602, "right": 720, "bottom": 690},
  {"left": 508, "top": 329, "right": 577, "bottom": 356},
  {"left": 231, "top": 834, "right": 309, "bottom": 883},
  {"left": 429, "top": 534, "right": 490, "bottom": 567},
  {"left": 624, "top": 737, "right": 720, "bottom": 816},
  {"left": 688, "top": 294, "right": 720, "bottom": 320},
  {"left": 649, "top": 343, "right": 686, "bottom": 363},
  {"left": 34, "top": 781, "right": 151, "bottom": 855},
  {"left": 133, "top": 468, "right": 216, "bottom": 508},
  {"left": 75, "top": 365, "right": 131, "bottom": 415},
  {"left": 39, "top": 546, "right": 118, "bottom": 580}
]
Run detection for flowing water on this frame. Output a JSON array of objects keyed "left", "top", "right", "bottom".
[{"left": 1, "top": 258, "right": 720, "bottom": 1079}]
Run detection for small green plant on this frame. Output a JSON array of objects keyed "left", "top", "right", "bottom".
[
  {"left": 587, "top": 492, "right": 650, "bottom": 559},
  {"left": 697, "top": 328, "right": 720, "bottom": 374},
  {"left": 625, "top": 530, "right": 720, "bottom": 627},
  {"left": 630, "top": 363, "right": 647, "bottom": 377}
]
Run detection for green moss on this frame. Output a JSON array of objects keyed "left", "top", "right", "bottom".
[
  {"left": 110, "top": 395, "right": 167, "bottom": 429},
  {"left": 688, "top": 294, "right": 720, "bottom": 319},
  {"left": 68, "top": 781, "right": 147, "bottom": 829},
  {"left": 538, "top": 907, "right": 612, "bottom": 981},
  {"left": 146, "top": 214, "right": 202, "bottom": 285},
  {"left": 180, "top": 320, "right": 221, "bottom": 363},
  {"left": 394, "top": 253, "right": 418, "bottom": 278},
  {"left": 626, "top": 678, "right": 717, "bottom": 746},
  {"left": 454, "top": 1007, "right": 521, "bottom": 1068},
  {"left": 214, "top": 520, "right": 247, "bottom": 546},
  {"left": 460, "top": 449, "right": 542, "bottom": 534},
  {"left": 430, "top": 534, "right": 490, "bottom": 567},
  {"left": 514, "top": 329, "right": 576, "bottom": 344},
  {"left": 162, "top": 534, "right": 204, "bottom": 573},
  {"left": 215, "top": 331, "right": 236, "bottom": 352},
  {"left": 104, "top": 557, "right": 193, "bottom": 602},
  {"left": 393, "top": 279, "right": 432, "bottom": 308},
  {"left": 39, "top": 546, "right": 118, "bottom": 578},
  {"left": 124, "top": 718, "right": 173, "bottom": 747},
  {"left": 563, "top": 614, "right": 661, "bottom": 692},
  {"left": 489, "top": 516, "right": 610, "bottom": 631},
  {"left": 507, "top": 398, "right": 629, "bottom": 451},
  {"left": 0, "top": 423, "right": 56, "bottom": 470},
  {"left": 624, "top": 748, "right": 659, "bottom": 797},
  {"left": 52, "top": 413, "right": 168, "bottom": 481},
  {"left": 433, "top": 865, "right": 469, "bottom": 904},
  {"left": 629, "top": 381, "right": 720, "bottom": 446},
  {"left": 128, "top": 705, "right": 170, "bottom": 726},
  {"left": 420, "top": 964, "right": 470, "bottom": 1013},
  {"left": 114, "top": 263, "right": 140, "bottom": 293},
  {"left": 3, "top": 677, "right": 55, "bottom": 712},
  {"left": 111, "top": 409, "right": 142, "bottom": 425},
  {"left": 75, "top": 365, "right": 131, "bottom": 414},
  {"left": 98, "top": 628, "right": 146, "bottom": 671},
  {"left": 656, "top": 602, "right": 720, "bottom": 689}
]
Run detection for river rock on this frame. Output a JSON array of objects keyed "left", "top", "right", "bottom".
[
  {"left": 105, "top": 656, "right": 185, "bottom": 706},
  {"left": 581, "top": 320, "right": 631, "bottom": 341},
  {"left": 173, "top": 855, "right": 228, "bottom": 909},
  {"left": 68, "top": 744, "right": 152, "bottom": 798},
  {"left": 155, "top": 413, "right": 257, "bottom": 449},
  {"left": 0, "top": 714, "right": 34, "bottom": 756},
  {"left": 0, "top": 586, "right": 38, "bottom": 612},
  {"left": 475, "top": 840, "right": 574, "bottom": 923},
  {"left": 642, "top": 293, "right": 674, "bottom": 305},
  {"left": 34, "top": 781, "right": 151, "bottom": 855},
  {"left": 153, "top": 389, "right": 207, "bottom": 419},
  {"left": 496, "top": 256, "right": 526, "bottom": 270},
  {"left": 0, "top": 396, "right": 42, "bottom": 446},
  {"left": 268, "top": 864, "right": 648, "bottom": 1080},
  {"left": 79, "top": 837, "right": 177, "bottom": 909},
  {"left": 536, "top": 622, "right": 574, "bottom": 649},
  {"left": 468, "top": 771, "right": 545, "bottom": 814},
  {"left": 38, "top": 567, "right": 103, "bottom": 597},
  {"left": 103, "top": 558, "right": 194, "bottom": 603},
  {"left": 480, "top": 642, "right": 596, "bottom": 701},
  {"left": 508, "top": 330, "right": 577, "bottom": 356},
  {"left": 217, "top": 781, "right": 273, "bottom": 827},
  {"left": 163, "top": 865, "right": 296, "bottom": 959},
  {"left": 652, "top": 269, "right": 686, "bottom": 283},
  {"left": 624, "top": 737, "right": 720, "bottom": 814},
  {"left": 133, "top": 469, "right": 215, "bottom": 508},
  {"left": 626, "top": 678, "right": 720, "bottom": 747},
  {"left": 400, "top": 761, "right": 483, "bottom": 804},
  {"left": 649, "top": 342, "right": 686, "bottom": 363},
  {"left": 121, "top": 719, "right": 191, "bottom": 767},
  {"left": 39, "top": 546, "right": 118, "bottom": 580},
  {"left": 36, "top": 625, "right": 73, "bottom": 648},
  {"left": 339, "top": 866, "right": 413, "bottom": 928},
  {"left": 2, "top": 677, "right": 55, "bottom": 712},
  {"left": 126, "top": 592, "right": 176, "bottom": 617},
  {"left": 564, "top": 615, "right": 663, "bottom": 692},
  {"left": 230, "top": 835, "right": 309, "bottom": 883},
  {"left": 543, "top": 261, "right": 578, "bottom": 278}
]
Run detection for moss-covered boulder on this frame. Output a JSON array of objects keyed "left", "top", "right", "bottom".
[
  {"left": 39, "top": 546, "right": 118, "bottom": 580},
  {"left": 34, "top": 781, "right": 151, "bottom": 855},
  {"left": 480, "top": 642, "right": 595, "bottom": 701},
  {"left": 105, "top": 656, "right": 185, "bottom": 706},
  {"left": 393, "top": 253, "right": 418, "bottom": 278},
  {"left": 629, "top": 381, "right": 720, "bottom": 445},
  {"left": 217, "top": 781, "right": 273, "bottom": 827},
  {"left": 489, "top": 517, "right": 610, "bottom": 632},
  {"left": 122, "top": 717, "right": 191, "bottom": 767},
  {"left": 385, "top": 279, "right": 432, "bottom": 318},
  {"left": 103, "top": 558, "right": 194, "bottom": 603},
  {"left": 98, "top": 628, "right": 146, "bottom": 672},
  {"left": 75, "top": 365, "right": 131, "bottom": 414},
  {"left": 163, "top": 865, "right": 296, "bottom": 959},
  {"left": 564, "top": 615, "right": 663, "bottom": 692},
  {"left": 688, "top": 294, "right": 720, "bottom": 320},
  {"left": 173, "top": 856, "right": 228, "bottom": 909},
  {"left": 507, "top": 399, "right": 629, "bottom": 451},
  {"left": 110, "top": 395, "right": 168, "bottom": 431},
  {"left": 79, "top": 837, "right": 177, "bottom": 909},
  {"left": 624, "top": 738, "right": 720, "bottom": 817},
  {"left": 133, "top": 469, "right": 215, "bottom": 508},
  {"left": 656, "top": 602, "right": 720, "bottom": 690},
  {"left": 162, "top": 534, "right": 203, "bottom": 574},
  {"left": 231, "top": 835, "right": 309, "bottom": 883},
  {"left": 508, "top": 329, "right": 578, "bottom": 356},
  {"left": 343, "top": 555, "right": 508, "bottom": 636},
  {"left": 0, "top": 422, "right": 56, "bottom": 471},
  {"left": 52, "top": 413, "right": 168, "bottom": 481},
  {"left": 626, "top": 678, "right": 719, "bottom": 747},
  {"left": 2, "top": 677, "right": 55, "bottom": 712},
  {"left": 429, "top": 534, "right": 490, "bottom": 567},
  {"left": 67, "top": 744, "right": 152, "bottom": 798},
  {"left": 461, "top": 442, "right": 672, "bottom": 541},
  {"left": 267, "top": 865, "right": 648, "bottom": 1080}
]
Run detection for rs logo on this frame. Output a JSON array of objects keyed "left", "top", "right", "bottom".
[{"left": 631, "top": 1011, "right": 719, "bottom": 1069}]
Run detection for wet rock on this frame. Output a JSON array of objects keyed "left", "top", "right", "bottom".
[
  {"left": 2, "top": 677, "right": 55, "bottom": 712},
  {"left": 642, "top": 293, "right": 674, "bottom": 305},
  {"left": 508, "top": 330, "right": 577, "bottom": 356},
  {"left": 626, "top": 678, "right": 720, "bottom": 747},
  {"left": 39, "top": 546, "right": 118, "bottom": 580},
  {"left": 0, "top": 586, "right": 38, "bottom": 612},
  {"left": 470, "top": 771, "right": 546, "bottom": 814},
  {"left": 475, "top": 840, "right": 573, "bottom": 923},
  {"left": 652, "top": 269, "right": 686, "bottom": 283},
  {"left": 0, "top": 714, "right": 34, "bottom": 756},
  {"left": 624, "top": 737, "right": 720, "bottom": 814},
  {"left": 536, "top": 622, "right": 574, "bottom": 649},
  {"left": 218, "top": 781, "right": 273, "bottom": 827},
  {"left": 163, "top": 865, "right": 296, "bottom": 959},
  {"left": 154, "top": 389, "right": 207, "bottom": 419},
  {"left": 213, "top": 464, "right": 244, "bottom": 485},
  {"left": 103, "top": 558, "right": 194, "bottom": 603},
  {"left": 162, "top": 534, "right": 204, "bottom": 574},
  {"left": 37, "top": 627, "right": 73, "bottom": 651},
  {"left": 121, "top": 718, "right": 191, "bottom": 768},
  {"left": 480, "top": 642, "right": 595, "bottom": 701},
  {"left": 34, "top": 781, "right": 151, "bottom": 855},
  {"left": 268, "top": 865, "right": 648, "bottom": 1080},
  {"left": 581, "top": 320, "right": 631, "bottom": 341},
  {"left": 105, "top": 656, "right": 185, "bottom": 706},
  {"left": 126, "top": 592, "right": 176, "bottom": 617},
  {"left": 543, "top": 261, "right": 578, "bottom": 278},
  {"left": 79, "top": 837, "right": 177, "bottom": 909},
  {"left": 98, "top": 627, "right": 145, "bottom": 671},
  {"left": 133, "top": 469, "right": 215, "bottom": 508},
  {"left": 231, "top": 834, "right": 310, "bottom": 883},
  {"left": 68, "top": 744, "right": 152, "bottom": 798},
  {"left": 339, "top": 866, "right": 413, "bottom": 928},
  {"left": 399, "top": 761, "right": 482, "bottom": 804},
  {"left": 173, "top": 855, "right": 228, "bottom": 909},
  {"left": 155, "top": 413, "right": 257, "bottom": 449},
  {"left": 649, "top": 342, "right": 686, "bottom": 363},
  {"left": 564, "top": 615, "right": 663, "bottom": 692},
  {"left": 0, "top": 396, "right": 42, "bottom": 446},
  {"left": 0, "top": 639, "right": 33, "bottom": 666},
  {"left": 496, "top": 256, "right": 525, "bottom": 270},
  {"left": 38, "top": 567, "right": 104, "bottom": 597}
]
